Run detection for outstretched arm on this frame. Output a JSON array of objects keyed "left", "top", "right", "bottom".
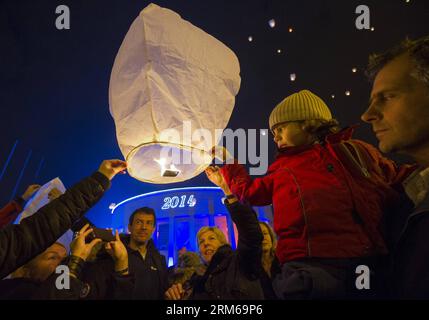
[{"left": 0, "top": 159, "right": 127, "bottom": 279}]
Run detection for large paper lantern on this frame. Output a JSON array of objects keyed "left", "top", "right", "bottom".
[{"left": 109, "top": 3, "right": 241, "bottom": 184}]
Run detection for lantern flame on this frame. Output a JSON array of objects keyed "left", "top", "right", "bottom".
[{"left": 154, "top": 158, "right": 181, "bottom": 177}]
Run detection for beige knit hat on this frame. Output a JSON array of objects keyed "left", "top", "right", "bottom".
[{"left": 269, "top": 90, "right": 332, "bottom": 131}]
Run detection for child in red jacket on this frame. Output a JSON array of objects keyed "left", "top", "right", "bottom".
[{"left": 218, "top": 90, "right": 414, "bottom": 299}]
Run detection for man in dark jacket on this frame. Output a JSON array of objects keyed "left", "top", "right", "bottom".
[
  {"left": 165, "top": 166, "right": 264, "bottom": 300},
  {"left": 0, "top": 159, "right": 127, "bottom": 279},
  {"left": 124, "top": 207, "right": 168, "bottom": 299},
  {"left": 362, "top": 35, "right": 429, "bottom": 299}
]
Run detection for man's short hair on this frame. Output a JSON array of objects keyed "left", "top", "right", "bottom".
[
  {"left": 366, "top": 35, "right": 429, "bottom": 86},
  {"left": 129, "top": 207, "right": 156, "bottom": 226}
]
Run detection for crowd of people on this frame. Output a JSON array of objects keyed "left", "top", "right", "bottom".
[{"left": 0, "top": 35, "right": 428, "bottom": 300}]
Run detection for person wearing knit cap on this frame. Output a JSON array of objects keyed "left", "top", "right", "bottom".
[
  {"left": 217, "top": 89, "right": 415, "bottom": 300},
  {"left": 269, "top": 89, "right": 333, "bottom": 130}
]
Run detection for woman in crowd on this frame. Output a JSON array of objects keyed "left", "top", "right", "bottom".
[
  {"left": 164, "top": 167, "right": 264, "bottom": 300},
  {"left": 259, "top": 221, "right": 278, "bottom": 300}
]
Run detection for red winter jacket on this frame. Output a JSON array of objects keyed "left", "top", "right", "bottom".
[
  {"left": 0, "top": 198, "right": 25, "bottom": 228},
  {"left": 220, "top": 128, "right": 415, "bottom": 264}
]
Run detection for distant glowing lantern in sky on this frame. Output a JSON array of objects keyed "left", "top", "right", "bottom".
[
  {"left": 290, "top": 73, "right": 296, "bottom": 81},
  {"left": 248, "top": 36, "right": 253, "bottom": 42},
  {"left": 268, "top": 19, "right": 276, "bottom": 28},
  {"left": 345, "top": 90, "right": 351, "bottom": 96},
  {"left": 352, "top": 67, "right": 357, "bottom": 73},
  {"left": 109, "top": 4, "right": 241, "bottom": 184}
]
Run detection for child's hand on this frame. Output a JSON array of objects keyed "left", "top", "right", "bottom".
[
  {"left": 211, "top": 146, "right": 234, "bottom": 163},
  {"left": 205, "top": 166, "right": 233, "bottom": 198}
]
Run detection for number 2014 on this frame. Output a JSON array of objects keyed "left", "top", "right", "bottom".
[{"left": 162, "top": 195, "right": 196, "bottom": 210}]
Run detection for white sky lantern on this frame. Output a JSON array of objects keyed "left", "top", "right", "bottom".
[
  {"left": 109, "top": 4, "right": 241, "bottom": 184},
  {"left": 269, "top": 19, "right": 276, "bottom": 28}
]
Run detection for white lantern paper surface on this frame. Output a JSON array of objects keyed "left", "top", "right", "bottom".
[
  {"left": 18, "top": 177, "right": 66, "bottom": 222},
  {"left": 17, "top": 178, "right": 73, "bottom": 253},
  {"left": 109, "top": 3, "right": 241, "bottom": 184}
]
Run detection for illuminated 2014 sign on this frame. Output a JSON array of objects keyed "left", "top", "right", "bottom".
[
  {"left": 110, "top": 187, "right": 225, "bottom": 218},
  {"left": 161, "top": 194, "right": 196, "bottom": 210}
]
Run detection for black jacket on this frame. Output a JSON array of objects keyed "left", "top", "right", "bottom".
[
  {"left": 0, "top": 171, "right": 110, "bottom": 279},
  {"left": 188, "top": 200, "right": 264, "bottom": 300},
  {"left": 33, "top": 254, "right": 135, "bottom": 300},
  {"left": 388, "top": 192, "right": 429, "bottom": 299},
  {"left": 0, "top": 278, "right": 40, "bottom": 299},
  {"left": 122, "top": 236, "right": 168, "bottom": 300},
  {"left": 35, "top": 236, "right": 168, "bottom": 300}
]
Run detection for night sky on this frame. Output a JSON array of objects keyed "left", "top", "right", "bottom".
[{"left": 1, "top": 0, "right": 428, "bottom": 227}]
